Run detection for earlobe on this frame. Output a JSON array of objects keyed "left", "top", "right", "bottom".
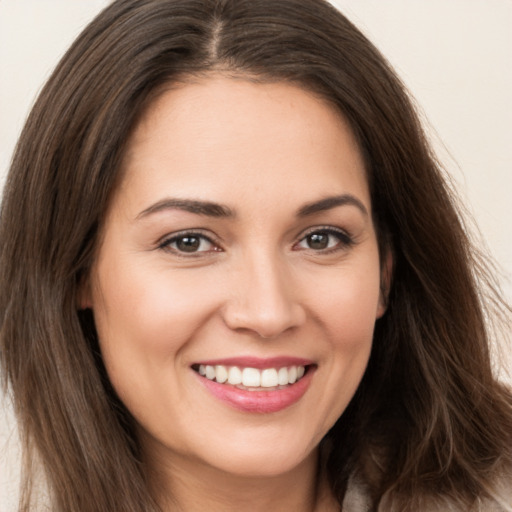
[
  {"left": 77, "top": 275, "right": 93, "bottom": 310},
  {"left": 376, "top": 249, "right": 393, "bottom": 318}
]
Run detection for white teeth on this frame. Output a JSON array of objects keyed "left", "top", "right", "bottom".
[
  {"left": 242, "top": 368, "right": 261, "bottom": 387},
  {"left": 228, "top": 366, "right": 242, "bottom": 385},
  {"left": 278, "top": 367, "right": 289, "bottom": 386},
  {"left": 215, "top": 365, "right": 228, "bottom": 383},
  {"left": 197, "top": 364, "right": 307, "bottom": 388},
  {"left": 261, "top": 368, "right": 278, "bottom": 388},
  {"left": 205, "top": 365, "right": 216, "bottom": 380}
]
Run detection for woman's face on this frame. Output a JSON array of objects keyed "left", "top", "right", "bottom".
[{"left": 85, "top": 77, "right": 387, "bottom": 478}]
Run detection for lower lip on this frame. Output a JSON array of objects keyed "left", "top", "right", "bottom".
[{"left": 197, "top": 368, "right": 315, "bottom": 414}]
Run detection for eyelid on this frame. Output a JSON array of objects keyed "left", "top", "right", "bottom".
[
  {"left": 156, "top": 225, "right": 355, "bottom": 257},
  {"left": 294, "top": 225, "right": 355, "bottom": 252},
  {"left": 157, "top": 229, "right": 222, "bottom": 255}
]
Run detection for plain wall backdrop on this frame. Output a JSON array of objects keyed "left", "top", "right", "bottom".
[{"left": 1, "top": 1, "right": 511, "bottom": 510}]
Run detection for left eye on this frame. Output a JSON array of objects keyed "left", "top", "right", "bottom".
[
  {"left": 161, "top": 234, "right": 217, "bottom": 254},
  {"left": 296, "top": 229, "right": 352, "bottom": 251}
]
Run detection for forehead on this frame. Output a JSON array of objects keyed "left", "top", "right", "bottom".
[{"left": 115, "top": 76, "right": 370, "bottom": 216}]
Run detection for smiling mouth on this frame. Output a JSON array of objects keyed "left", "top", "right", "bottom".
[{"left": 191, "top": 364, "right": 309, "bottom": 391}]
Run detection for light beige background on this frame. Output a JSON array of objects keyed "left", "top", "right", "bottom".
[{"left": 1, "top": 1, "right": 511, "bottom": 509}]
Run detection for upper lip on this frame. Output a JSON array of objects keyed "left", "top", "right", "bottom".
[{"left": 191, "top": 356, "right": 314, "bottom": 369}]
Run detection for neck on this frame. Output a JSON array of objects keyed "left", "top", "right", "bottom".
[{"left": 145, "top": 444, "right": 338, "bottom": 512}]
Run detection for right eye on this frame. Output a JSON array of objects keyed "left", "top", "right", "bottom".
[{"left": 159, "top": 232, "right": 221, "bottom": 255}]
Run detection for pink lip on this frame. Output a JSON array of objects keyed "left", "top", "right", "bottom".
[
  {"left": 194, "top": 364, "right": 316, "bottom": 414},
  {"left": 192, "top": 356, "right": 314, "bottom": 369}
]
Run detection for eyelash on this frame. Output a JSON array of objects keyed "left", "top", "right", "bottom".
[
  {"left": 158, "top": 230, "right": 221, "bottom": 257},
  {"left": 294, "top": 226, "right": 355, "bottom": 254},
  {"left": 158, "top": 226, "right": 355, "bottom": 257}
]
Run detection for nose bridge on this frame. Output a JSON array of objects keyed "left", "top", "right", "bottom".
[{"left": 223, "top": 245, "right": 305, "bottom": 338}]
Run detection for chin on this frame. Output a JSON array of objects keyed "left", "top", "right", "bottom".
[{"left": 192, "top": 428, "right": 321, "bottom": 479}]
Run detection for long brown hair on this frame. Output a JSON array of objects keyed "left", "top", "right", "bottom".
[{"left": 1, "top": 1, "right": 511, "bottom": 510}]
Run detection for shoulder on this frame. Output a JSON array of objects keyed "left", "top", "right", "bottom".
[
  {"left": 342, "top": 474, "right": 371, "bottom": 511},
  {"left": 343, "top": 472, "right": 512, "bottom": 512}
]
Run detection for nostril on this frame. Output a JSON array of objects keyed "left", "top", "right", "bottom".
[
  {"left": 220, "top": 267, "right": 306, "bottom": 338},
  {"left": 222, "top": 304, "right": 306, "bottom": 340}
]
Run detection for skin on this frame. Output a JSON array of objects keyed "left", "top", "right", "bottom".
[{"left": 84, "top": 76, "right": 388, "bottom": 511}]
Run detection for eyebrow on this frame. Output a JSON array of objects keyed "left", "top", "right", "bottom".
[
  {"left": 297, "top": 194, "right": 368, "bottom": 217},
  {"left": 136, "top": 198, "right": 235, "bottom": 220},
  {"left": 136, "top": 193, "right": 368, "bottom": 221}
]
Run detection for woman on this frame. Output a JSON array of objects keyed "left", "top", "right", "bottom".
[{"left": 1, "top": 0, "right": 511, "bottom": 510}]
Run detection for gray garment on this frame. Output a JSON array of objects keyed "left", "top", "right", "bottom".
[{"left": 341, "top": 474, "right": 512, "bottom": 512}]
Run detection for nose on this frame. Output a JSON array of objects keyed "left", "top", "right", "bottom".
[{"left": 222, "top": 252, "right": 306, "bottom": 339}]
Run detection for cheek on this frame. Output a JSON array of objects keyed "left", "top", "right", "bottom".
[
  {"left": 90, "top": 266, "right": 214, "bottom": 428},
  {"left": 316, "top": 258, "right": 382, "bottom": 341},
  {"left": 308, "top": 258, "right": 381, "bottom": 419},
  {"left": 334, "top": 288, "right": 380, "bottom": 377},
  {"left": 324, "top": 280, "right": 377, "bottom": 379},
  {"left": 90, "top": 261, "right": 222, "bottom": 412},
  {"left": 93, "top": 263, "right": 217, "bottom": 353}
]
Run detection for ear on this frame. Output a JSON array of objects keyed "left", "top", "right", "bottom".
[
  {"left": 77, "top": 274, "right": 93, "bottom": 310},
  {"left": 376, "top": 248, "right": 393, "bottom": 319}
]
